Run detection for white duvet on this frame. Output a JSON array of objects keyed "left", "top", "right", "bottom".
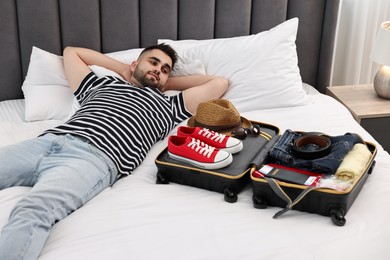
[{"left": 1, "top": 93, "right": 390, "bottom": 260}]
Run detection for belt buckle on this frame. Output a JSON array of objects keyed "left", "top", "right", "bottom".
[{"left": 291, "top": 134, "right": 331, "bottom": 160}]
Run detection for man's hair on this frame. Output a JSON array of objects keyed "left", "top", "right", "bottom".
[{"left": 139, "top": 43, "right": 178, "bottom": 69}]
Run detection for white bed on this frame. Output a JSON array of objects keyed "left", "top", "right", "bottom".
[
  {"left": 1, "top": 89, "right": 390, "bottom": 260},
  {"left": 2, "top": 1, "right": 390, "bottom": 259}
]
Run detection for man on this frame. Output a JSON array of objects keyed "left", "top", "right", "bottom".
[{"left": 0, "top": 44, "right": 228, "bottom": 260}]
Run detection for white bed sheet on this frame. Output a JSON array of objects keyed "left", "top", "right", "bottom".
[
  {"left": 0, "top": 99, "right": 63, "bottom": 148},
  {"left": 1, "top": 93, "right": 390, "bottom": 260},
  {"left": 0, "top": 99, "right": 25, "bottom": 122}
]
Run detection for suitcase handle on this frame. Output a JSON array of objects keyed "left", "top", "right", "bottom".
[{"left": 264, "top": 177, "right": 320, "bottom": 219}]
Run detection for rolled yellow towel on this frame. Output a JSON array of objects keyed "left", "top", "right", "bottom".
[{"left": 335, "top": 143, "right": 372, "bottom": 181}]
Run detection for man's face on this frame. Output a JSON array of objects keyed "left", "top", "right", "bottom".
[{"left": 131, "top": 49, "right": 172, "bottom": 89}]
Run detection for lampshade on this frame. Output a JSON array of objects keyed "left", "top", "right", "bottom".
[{"left": 371, "top": 21, "right": 390, "bottom": 66}]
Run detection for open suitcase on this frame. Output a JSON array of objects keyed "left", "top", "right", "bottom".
[
  {"left": 155, "top": 121, "right": 280, "bottom": 203},
  {"left": 155, "top": 123, "right": 377, "bottom": 225}
]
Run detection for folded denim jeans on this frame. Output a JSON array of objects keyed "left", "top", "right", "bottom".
[{"left": 269, "top": 129, "right": 361, "bottom": 174}]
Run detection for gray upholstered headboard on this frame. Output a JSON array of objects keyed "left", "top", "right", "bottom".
[{"left": 0, "top": 0, "right": 339, "bottom": 101}]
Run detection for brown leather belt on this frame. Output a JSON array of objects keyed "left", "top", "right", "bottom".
[{"left": 291, "top": 135, "right": 331, "bottom": 160}]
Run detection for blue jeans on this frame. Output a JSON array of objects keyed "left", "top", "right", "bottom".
[
  {"left": 0, "top": 133, "right": 118, "bottom": 260},
  {"left": 269, "top": 130, "right": 361, "bottom": 174}
]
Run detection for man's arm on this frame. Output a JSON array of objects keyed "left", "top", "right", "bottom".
[
  {"left": 63, "top": 47, "right": 131, "bottom": 92},
  {"left": 164, "top": 75, "right": 229, "bottom": 114}
]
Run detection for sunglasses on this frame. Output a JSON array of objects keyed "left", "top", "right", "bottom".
[{"left": 231, "top": 124, "right": 261, "bottom": 140}]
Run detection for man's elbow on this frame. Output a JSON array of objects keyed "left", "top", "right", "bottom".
[
  {"left": 63, "top": 46, "right": 73, "bottom": 54},
  {"left": 216, "top": 77, "right": 229, "bottom": 97}
]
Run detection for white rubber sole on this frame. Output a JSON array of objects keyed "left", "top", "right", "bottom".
[
  {"left": 221, "top": 142, "right": 243, "bottom": 154},
  {"left": 168, "top": 152, "right": 233, "bottom": 169}
]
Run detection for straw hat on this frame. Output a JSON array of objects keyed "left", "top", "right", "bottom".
[{"left": 187, "top": 99, "right": 251, "bottom": 135}]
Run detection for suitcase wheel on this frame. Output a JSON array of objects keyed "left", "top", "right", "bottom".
[
  {"left": 252, "top": 195, "right": 267, "bottom": 209},
  {"left": 224, "top": 188, "right": 238, "bottom": 203},
  {"left": 156, "top": 171, "right": 169, "bottom": 184},
  {"left": 330, "top": 208, "right": 346, "bottom": 226}
]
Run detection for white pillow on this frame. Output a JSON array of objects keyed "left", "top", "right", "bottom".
[
  {"left": 21, "top": 46, "right": 205, "bottom": 121},
  {"left": 159, "top": 18, "right": 311, "bottom": 112},
  {"left": 22, "top": 47, "right": 74, "bottom": 121},
  {"left": 171, "top": 55, "right": 205, "bottom": 76},
  {"left": 105, "top": 48, "right": 143, "bottom": 64}
]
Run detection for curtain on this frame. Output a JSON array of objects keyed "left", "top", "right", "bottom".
[{"left": 330, "top": 0, "right": 390, "bottom": 86}]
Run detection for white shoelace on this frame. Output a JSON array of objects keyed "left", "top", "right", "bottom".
[
  {"left": 198, "top": 128, "right": 226, "bottom": 144},
  {"left": 188, "top": 138, "right": 215, "bottom": 158}
]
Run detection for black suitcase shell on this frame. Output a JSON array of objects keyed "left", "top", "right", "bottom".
[
  {"left": 251, "top": 141, "right": 377, "bottom": 226},
  {"left": 155, "top": 121, "right": 279, "bottom": 203}
]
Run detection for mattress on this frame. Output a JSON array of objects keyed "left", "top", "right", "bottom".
[{"left": 1, "top": 91, "right": 390, "bottom": 260}]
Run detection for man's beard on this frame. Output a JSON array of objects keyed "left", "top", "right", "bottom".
[{"left": 133, "top": 67, "right": 160, "bottom": 89}]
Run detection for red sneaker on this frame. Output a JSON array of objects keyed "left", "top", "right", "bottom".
[
  {"left": 168, "top": 136, "right": 233, "bottom": 169},
  {"left": 177, "top": 126, "right": 243, "bottom": 154}
]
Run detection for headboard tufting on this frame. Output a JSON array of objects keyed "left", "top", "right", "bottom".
[{"left": 0, "top": 0, "right": 340, "bottom": 101}]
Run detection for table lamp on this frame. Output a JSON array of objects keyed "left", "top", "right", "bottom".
[{"left": 371, "top": 21, "right": 390, "bottom": 99}]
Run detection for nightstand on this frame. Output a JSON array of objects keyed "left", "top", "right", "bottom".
[{"left": 326, "top": 84, "right": 390, "bottom": 152}]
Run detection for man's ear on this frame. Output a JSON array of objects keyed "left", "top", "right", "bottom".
[{"left": 130, "top": 61, "right": 138, "bottom": 72}]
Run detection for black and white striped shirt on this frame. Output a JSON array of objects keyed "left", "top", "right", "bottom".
[{"left": 44, "top": 72, "right": 191, "bottom": 175}]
